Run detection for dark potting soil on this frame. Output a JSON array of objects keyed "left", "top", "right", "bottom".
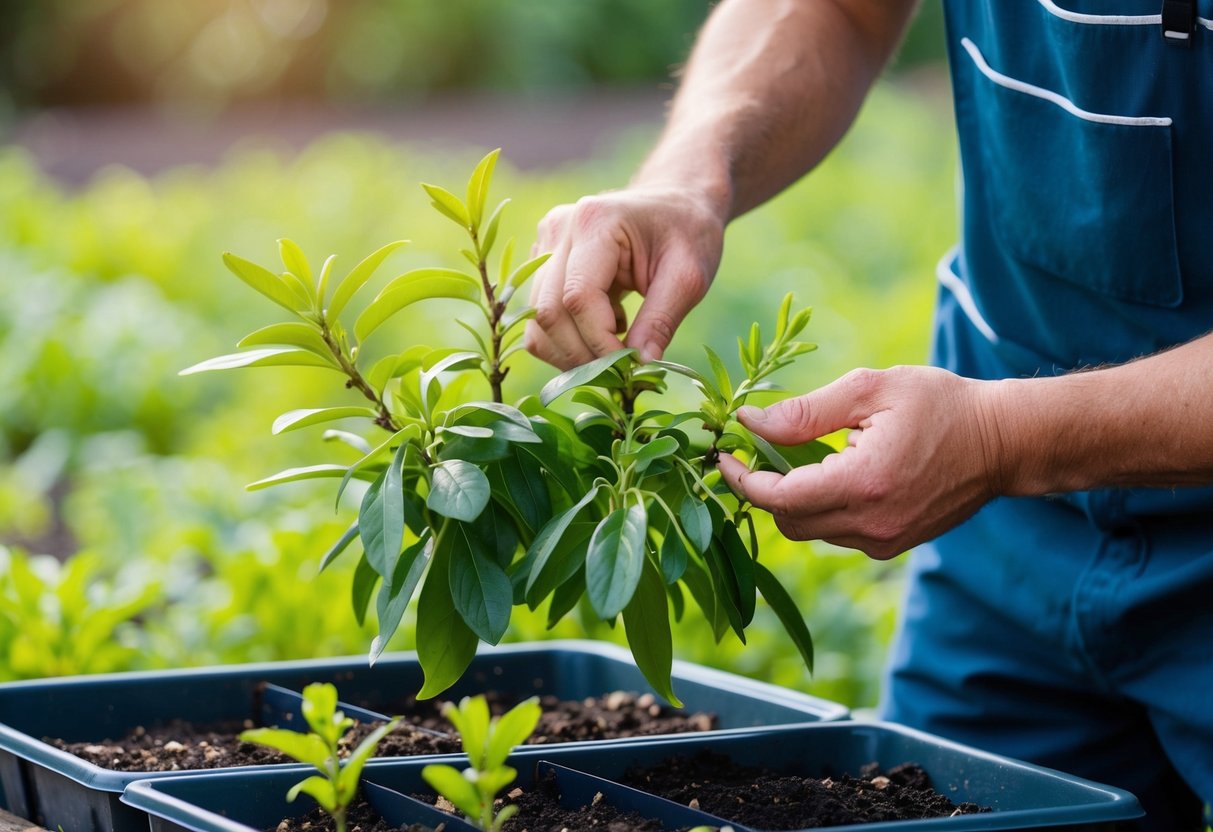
[
  {"left": 270, "top": 797, "right": 439, "bottom": 832},
  {"left": 369, "top": 690, "right": 717, "bottom": 744},
  {"left": 413, "top": 770, "right": 667, "bottom": 832},
  {"left": 50, "top": 719, "right": 459, "bottom": 773},
  {"left": 622, "top": 750, "right": 990, "bottom": 828}
]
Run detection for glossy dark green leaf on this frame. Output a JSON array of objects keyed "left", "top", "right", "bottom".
[
  {"left": 439, "top": 432, "right": 511, "bottom": 464},
  {"left": 471, "top": 499, "right": 520, "bottom": 567},
  {"left": 585, "top": 503, "right": 647, "bottom": 620},
  {"left": 666, "top": 579, "right": 686, "bottom": 622},
  {"left": 626, "top": 435, "right": 679, "bottom": 474},
  {"left": 524, "top": 486, "right": 599, "bottom": 590},
  {"left": 489, "top": 449, "right": 551, "bottom": 535},
  {"left": 319, "top": 521, "right": 359, "bottom": 573},
  {"left": 416, "top": 537, "right": 479, "bottom": 699},
  {"left": 179, "top": 348, "right": 338, "bottom": 375},
  {"left": 354, "top": 270, "right": 481, "bottom": 342},
  {"left": 222, "top": 251, "right": 305, "bottom": 314},
  {"left": 359, "top": 442, "right": 408, "bottom": 579},
  {"left": 659, "top": 527, "right": 689, "bottom": 585},
  {"left": 427, "top": 459, "right": 491, "bottom": 522},
  {"left": 622, "top": 557, "right": 681, "bottom": 706},
  {"left": 446, "top": 520, "right": 512, "bottom": 644},
  {"left": 546, "top": 568, "right": 584, "bottom": 629},
  {"left": 539, "top": 348, "right": 635, "bottom": 406},
  {"left": 755, "top": 560, "right": 814, "bottom": 673},
  {"left": 678, "top": 496, "right": 712, "bottom": 555},
  {"left": 525, "top": 520, "right": 594, "bottom": 609},
  {"left": 351, "top": 553, "right": 379, "bottom": 628},
  {"left": 680, "top": 558, "right": 728, "bottom": 643},
  {"left": 705, "top": 539, "right": 747, "bottom": 643},
  {"left": 720, "top": 520, "right": 756, "bottom": 627},
  {"left": 371, "top": 536, "right": 431, "bottom": 664}
]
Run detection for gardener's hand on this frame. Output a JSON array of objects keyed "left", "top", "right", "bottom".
[
  {"left": 718, "top": 366, "right": 1010, "bottom": 560},
  {"left": 525, "top": 186, "right": 725, "bottom": 369}
]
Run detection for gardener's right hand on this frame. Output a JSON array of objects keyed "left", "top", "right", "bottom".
[{"left": 524, "top": 186, "right": 726, "bottom": 370}]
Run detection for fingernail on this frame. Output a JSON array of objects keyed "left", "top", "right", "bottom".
[
  {"left": 736, "top": 405, "right": 766, "bottom": 423},
  {"left": 641, "top": 342, "right": 664, "bottom": 363}
]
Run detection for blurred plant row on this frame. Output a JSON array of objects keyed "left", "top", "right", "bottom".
[
  {"left": 0, "top": 1, "right": 945, "bottom": 114},
  {"left": 0, "top": 81, "right": 955, "bottom": 710}
]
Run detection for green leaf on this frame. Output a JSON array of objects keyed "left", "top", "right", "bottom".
[
  {"left": 625, "top": 435, "right": 679, "bottom": 474},
  {"left": 705, "top": 540, "right": 746, "bottom": 643},
  {"left": 359, "top": 443, "right": 408, "bottom": 579},
  {"left": 300, "top": 682, "right": 343, "bottom": 739},
  {"left": 328, "top": 240, "right": 408, "bottom": 321},
  {"left": 315, "top": 253, "right": 337, "bottom": 305},
  {"left": 489, "top": 449, "right": 551, "bottom": 535},
  {"left": 278, "top": 238, "right": 313, "bottom": 284},
  {"left": 367, "top": 345, "right": 431, "bottom": 394},
  {"left": 372, "top": 536, "right": 431, "bottom": 663},
  {"left": 585, "top": 502, "right": 647, "bottom": 620},
  {"left": 775, "top": 292, "right": 793, "bottom": 340},
  {"left": 546, "top": 568, "right": 584, "bottom": 629},
  {"left": 466, "top": 148, "right": 500, "bottom": 228},
  {"left": 417, "top": 540, "right": 479, "bottom": 699},
  {"left": 720, "top": 521, "right": 756, "bottom": 627},
  {"left": 446, "top": 520, "right": 513, "bottom": 644},
  {"left": 281, "top": 270, "right": 315, "bottom": 310},
  {"left": 753, "top": 561, "right": 814, "bottom": 673},
  {"left": 482, "top": 198, "right": 510, "bottom": 256},
  {"left": 421, "top": 764, "right": 482, "bottom": 819},
  {"left": 659, "top": 528, "right": 689, "bottom": 585},
  {"left": 238, "top": 728, "right": 331, "bottom": 770},
  {"left": 681, "top": 558, "right": 728, "bottom": 642},
  {"left": 524, "top": 486, "right": 600, "bottom": 595},
  {"left": 354, "top": 269, "right": 481, "bottom": 342},
  {"left": 427, "top": 459, "right": 491, "bottom": 523},
  {"left": 319, "top": 522, "right": 360, "bottom": 573},
  {"left": 272, "top": 407, "right": 378, "bottom": 435},
  {"left": 539, "top": 348, "right": 636, "bottom": 406},
  {"left": 338, "top": 717, "right": 401, "bottom": 798},
  {"left": 351, "top": 553, "right": 379, "bottom": 628},
  {"left": 180, "top": 347, "right": 338, "bottom": 375},
  {"left": 525, "top": 520, "right": 594, "bottom": 609},
  {"left": 222, "top": 251, "right": 306, "bottom": 315},
  {"left": 286, "top": 775, "right": 339, "bottom": 812},
  {"left": 237, "top": 322, "right": 333, "bottom": 360},
  {"left": 422, "top": 183, "right": 471, "bottom": 229},
  {"left": 486, "top": 697, "right": 540, "bottom": 769},
  {"left": 622, "top": 557, "right": 682, "bottom": 707},
  {"left": 334, "top": 425, "right": 419, "bottom": 508},
  {"left": 470, "top": 500, "right": 520, "bottom": 567},
  {"left": 703, "top": 346, "right": 732, "bottom": 402},
  {"left": 445, "top": 695, "right": 490, "bottom": 768},
  {"left": 678, "top": 496, "right": 712, "bottom": 555},
  {"left": 507, "top": 252, "right": 551, "bottom": 290},
  {"left": 440, "top": 433, "right": 511, "bottom": 464},
  {"left": 421, "top": 350, "right": 483, "bottom": 408},
  {"left": 246, "top": 464, "right": 373, "bottom": 491}
]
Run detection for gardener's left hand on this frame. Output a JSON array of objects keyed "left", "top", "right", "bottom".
[{"left": 717, "top": 365, "right": 1008, "bottom": 560}]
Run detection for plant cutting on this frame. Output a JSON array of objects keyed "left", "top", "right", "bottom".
[
  {"left": 182, "top": 149, "right": 825, "bottom": 703},
  {"left": 239, "top": 682, "right": 400, "bottom": 832},
  {"left": 420, "top": 694, "right": 540, "bottom": 831}
]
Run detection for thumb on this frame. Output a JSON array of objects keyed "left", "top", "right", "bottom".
[
  {"left": 737, "top": 375, "right": 863, "bottom": 445},
  {"left": 626, "top": 262, "right": 708, "bottom": 363}
]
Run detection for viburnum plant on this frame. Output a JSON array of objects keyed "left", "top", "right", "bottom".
[{"left": 183, "top": 150, "right": 827, "bottom": 703}]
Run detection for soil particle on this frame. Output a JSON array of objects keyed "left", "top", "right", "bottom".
[{"left": 621, "top": 751, "right": 989, "bottom": 829}]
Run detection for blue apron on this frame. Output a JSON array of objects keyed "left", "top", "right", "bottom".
[{"left": 882, "top": 2, "right": 1213, "bottom": 826}]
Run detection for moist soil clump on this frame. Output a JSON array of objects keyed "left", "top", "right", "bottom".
[
  {"left": 622, "top": 750, "right": 989, "bottom": 828},
  {"left": 51, "top": 719, "right": 459, "bottom": 772},
  {"left": 373, "top": 690, "right": 716, "bottom": 744}
]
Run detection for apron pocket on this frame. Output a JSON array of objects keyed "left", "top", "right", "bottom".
[{"left": 961, "top": 37, "right": 1183, "bottom": 308}]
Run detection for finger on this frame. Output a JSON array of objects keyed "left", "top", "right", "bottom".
[
  {"left": 531, "top": 242, "right": 597, "bottom": 369},
  {"left": 563, "top": 230, "right": 628, "bottom": 357},
  {"left": 736, "top": 372, "right": 870, "bottom": 445},
  {"left": 625, "top": 249, "right": 708, "bottom": 363},
  {"left": 718, "top": 453, "right": 848, "bottom": 516}
]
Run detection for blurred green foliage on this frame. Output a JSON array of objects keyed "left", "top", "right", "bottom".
[
  {"left": 0, "top": 79, "right": 954, "bottom": 710},
  {"left": 0, "top": 0, "right": 944, "bottom": 114}
]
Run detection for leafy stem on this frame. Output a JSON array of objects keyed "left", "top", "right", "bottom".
[{"left": 318, "top": 319, "right": 400, "bottom": 433}]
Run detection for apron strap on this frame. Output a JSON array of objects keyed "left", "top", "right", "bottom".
[{"left": 1161, "top": 0, "right": 1196, "bottom": 46}]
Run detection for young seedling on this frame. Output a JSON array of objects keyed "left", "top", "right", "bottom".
[
  {"left": 240, "top": 682, "right": 400, "bottom": 832},
  {"left": 184, "top": 150, "right": 824, "bottom": 704},
  {"left": 421, "top": 695, "right": 541, "bottom": 832}
]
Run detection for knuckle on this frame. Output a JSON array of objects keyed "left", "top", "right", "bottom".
[
  {"left": 771, "top": 395, "right": 813, "bottom": 431},
  {"left": 533, "top": 301, "right": 561, "bottom": 329},
  {"left": 537, "top": 204, "right": 572, "bottom": 239},
  {"left": 572, "top": 196, "right": 608, "bottom": 233},
  {"left": 562, "top": 283, "right": 593, "bottom": 316},
  {"left": 643, "top": 308, "right": 677, "bottom": 344},
  {"left": 842, "top": 367, "right": 882, "bottom": 398},
  {"left": 855, "top": 474, "right": 892, "bottom": 504}
]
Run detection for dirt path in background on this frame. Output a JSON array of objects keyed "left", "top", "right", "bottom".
[{"left": 6, "top": 88, "right": 669, "bottom": 185}]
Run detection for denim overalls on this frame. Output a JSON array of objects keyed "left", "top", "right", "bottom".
[{"left": 881, "top": 2, "right": 1213, "bottom": 827}]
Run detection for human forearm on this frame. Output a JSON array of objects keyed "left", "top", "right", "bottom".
[
  {"left": 632, "top": 0, "right": 918, "bottom": 221},
  {"left": 989, "top": 333, "right": 1213, "bottom": 495}
]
